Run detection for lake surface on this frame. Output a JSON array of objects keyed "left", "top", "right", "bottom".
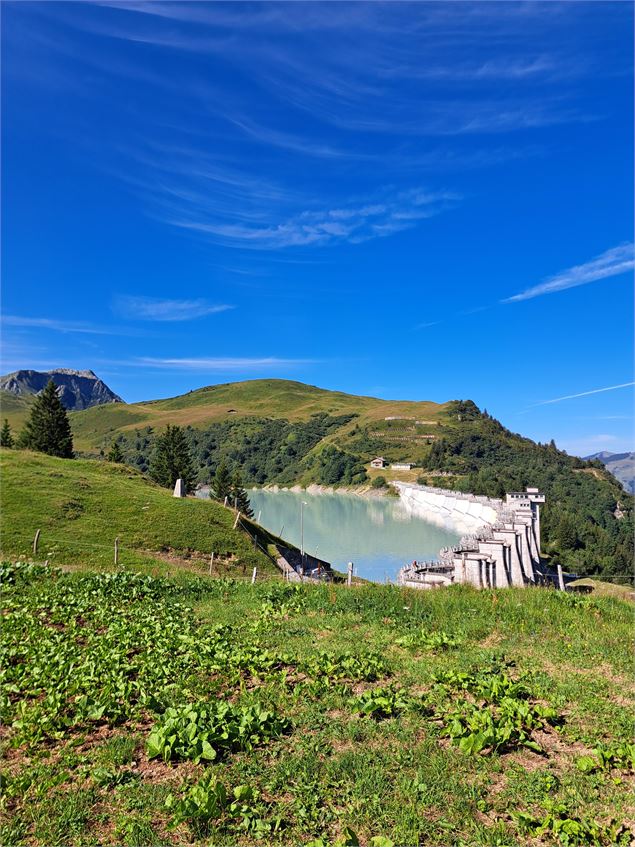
[{"left": 247, "top": 488, "right": 462, "bottom": 583}]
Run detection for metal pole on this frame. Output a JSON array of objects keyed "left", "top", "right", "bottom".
[
  {"left": 300, "top": 503, "right": 304, "bottom": 557},
  {"left": 114, "top": 537, "right": 119, "bottom": 566},
  {"left": 33, "top": 529, "right": 41, "bottom": 556},
  {"left": 209, "top": 552, "right": 214, "bottom": 576},
  {"left": 300, "top": 501, "right": 307, "bottom": 560},
  {"left": 251, "top": 567, "right": 257, "bottom": 584}
]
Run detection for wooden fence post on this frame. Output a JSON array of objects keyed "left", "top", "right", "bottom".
[
  {"left": 114, "top": 537, "right": 120, "bottom": 566},
  {"left": 251, "top": 567, "right": 257, "bottom": 584},
  {"left": 209, "top": 552, "right": 214, "bottom": 576},
  {"left": 33, "top": 529, "right": 41, "bottom": 557},
  {"left": 233, "top": 512, "right": 241, "bottom": 530}
]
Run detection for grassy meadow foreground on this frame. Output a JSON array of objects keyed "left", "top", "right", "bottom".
[{"left": 1, "top": 564, "right": 634, "bottom": 846}]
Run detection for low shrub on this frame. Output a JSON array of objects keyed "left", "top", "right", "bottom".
[{"left": 147, "top": 701, "right": 289, "bottom": 763}]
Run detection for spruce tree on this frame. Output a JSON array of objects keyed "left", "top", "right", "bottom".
[
  {"left": 107, "top": 440, "right": 124, "bottom": 463},
  {"left": 1, "top": 419, "right": 14, "bottom": 448},
  {"left": 231, "top": 469, "right": 254, "bottom": 518},
  {"left": 19, "top": 380, "right": 73, "bottom": 458},
  {"left": 212, "top": 461, "right": 233, "bottom": 503},
  {"left": 149, "top": 424, "right": 196, "bottom": 492}
]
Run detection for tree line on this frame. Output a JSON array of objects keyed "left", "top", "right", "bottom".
[{"left": 104, "top": 413, "right": 364, "bottom": 487}]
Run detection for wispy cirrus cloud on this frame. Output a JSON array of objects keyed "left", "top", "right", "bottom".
[
  {"left": 171, "top": 187, "right": 460, "bottom": 249},
  {"left": 134, "top": 356, "right": 316, "bottom": 371},
  {"left": 9, "top": 0, "right": 606, "bottom": 260},
  {"left": 2, "top": 315, "right": 124, "bottom": 335},
  {"left": 113, "top": 296, "right": 233, "bottom": 321},
  {"left": 6, "top": 0, "right": 625, "bottom": 271},
  {"left": 503, "top": 243, "right": 634, "bottom": 303}
]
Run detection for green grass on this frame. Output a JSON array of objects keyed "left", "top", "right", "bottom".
[
  {"left": 0, "top": 449, "right": 277, "bottom": 577},
  {"left": 1, "top": 562, "right": 633, "bottom": 846}
]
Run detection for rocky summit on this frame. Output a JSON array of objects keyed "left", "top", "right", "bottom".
[{"left": 0, "top": 368, "right": 123, "bottom": 410}]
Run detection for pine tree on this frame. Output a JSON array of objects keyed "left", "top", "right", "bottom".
[
  {"left": 19, "top": 380, "right": 73, "bottom": 458},
  {"left": 1, "top": 419, "right": 14, "bottom": 448},
  {"left": 231, "top": 470, "right": 254, "bottom": 518},
  {"left": 149, "top": 424, "right": 196, "bottom": 492},
  {"left": 212, "top": 461, "right": 233, "bottom": 503},
  {"left": 555, "top": 514, "right": 580, "bottom": 551},
  {"left": 107, "top": 440, "right": 124, "bottom": 463}
]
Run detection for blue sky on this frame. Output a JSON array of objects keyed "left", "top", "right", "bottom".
[{"left": 2, "top": 1, "right": 633, "bottom": 455}]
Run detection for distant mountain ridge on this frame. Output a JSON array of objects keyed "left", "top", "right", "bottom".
[
  {"left": 0, "top": 368, "right": 123, "bottom": 411},
  {"left": 585, "top": 450, "right": 635, "bottom": 494}
]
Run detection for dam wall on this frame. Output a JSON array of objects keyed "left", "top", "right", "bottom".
[
  {"left": 396, "top": 483, "right": 548, "bottom": 590},
  {"left": 394, "top": 482, "right": 501, "bottom": 534}
]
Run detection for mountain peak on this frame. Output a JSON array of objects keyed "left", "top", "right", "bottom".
[{"left": 0, "top": 368, "right": 123, "bottom": 410}]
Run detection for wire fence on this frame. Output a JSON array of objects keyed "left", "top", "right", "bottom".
[
  {"left": 1, "top": 516, "right": 339, "bottom": 585},
  {"left": 3, "top": 522, "right": 632, "bottom": 589}
]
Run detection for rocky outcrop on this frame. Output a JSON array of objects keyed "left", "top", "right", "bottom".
[{"left": 0, "top": 368, "right": 123, "bottom": 410}]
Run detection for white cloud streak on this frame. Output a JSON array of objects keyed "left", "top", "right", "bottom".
[
  {"left": 113, "top": 296, "right": 233, "bottom": 321},
  {"left": 2, "top": 315, "right": 121, "bottom": 335},
  {"left": 531, "top": 382, "right": 635, "bottom": 407},
  {"left": 504, "top": 243, "right": 634, "bottom": 303},
  {"left": 135, "top": 357, "right": 316, "bottom": 371}
]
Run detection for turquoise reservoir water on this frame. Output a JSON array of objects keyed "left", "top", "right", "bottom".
[{"left": 247, "top": 488, "right": 462, "bottom": 584}]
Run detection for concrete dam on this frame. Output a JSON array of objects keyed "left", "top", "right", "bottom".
[{"left": 395, "top": 483, "right": 552, "bottom": 590}]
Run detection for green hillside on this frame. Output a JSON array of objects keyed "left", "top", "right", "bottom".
[
  {"left": 0, "top": 449, "right": 277, "bottom": 577},
  {"left": 66, "top": 379, "right": 449, "bottom": 453}
]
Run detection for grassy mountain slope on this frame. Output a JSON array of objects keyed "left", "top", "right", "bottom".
[
  {"left": 0, "top": 390, "right": 35, "bottom": 433},
  {"left": 0, "top": 449, "right": 277, "bottom": 577},
  {"left": 66, "top": 379, "right": 448, "bottom": 452}
]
